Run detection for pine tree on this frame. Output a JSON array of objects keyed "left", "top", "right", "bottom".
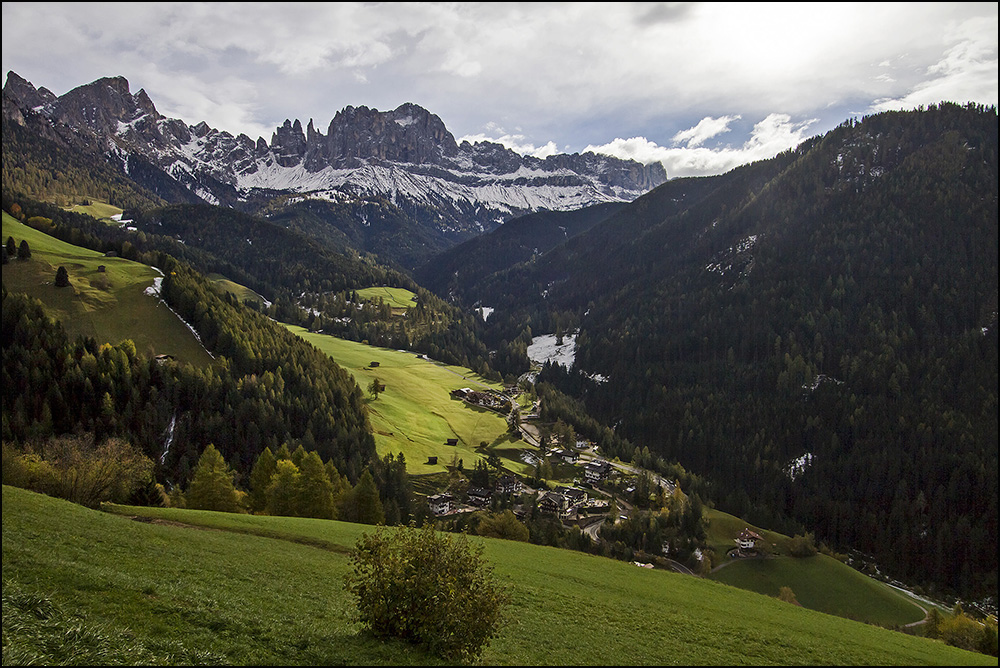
[
  {"left": 342, "top": 469, "right": 384, "bottom": 525},
  {"left": 185, "top": 444, "right": 242, "bottom": 513},
  {"left": 248, "top": 446, "right": 277, "bottom": 513},
  {"left": 265, "top": 459, "right": 301, "bottom": 516},
  {"left": 297, "top": 450, "right": 336, "bottom": 519},
  {"left": 55, "top": 266, "right": 69, "bottom": 288}
]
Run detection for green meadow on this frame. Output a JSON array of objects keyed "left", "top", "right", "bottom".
[
  {"left": 3, "top": 486, "right": 990, "bottom": 666},
  {"left": 64, "top": 199, "right": 124, "bottom": 222},
  {"left": 2, "top": 213, "right": 213, "bottom": 366},
  {"left": 356, "top": 286, "right": 418, "bottom": 310},
  {"left": 286, "top": 326, "right": 525, "bottom": 475},
  {"left": 206, "top": 272, "right": 269, "bottom": 307},
  {"left": 705, "top": 507, "right": 927, "bottom": 628}
]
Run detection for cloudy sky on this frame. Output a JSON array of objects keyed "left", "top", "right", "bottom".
[{"left": 3, "top": 2, "right": 997, "bottom": 178}]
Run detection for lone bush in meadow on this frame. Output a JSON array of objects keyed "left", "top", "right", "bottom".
[{"left": 344, "top": 524, "right": 508, "bottom": 662}]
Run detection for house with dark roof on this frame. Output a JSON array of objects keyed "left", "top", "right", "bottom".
[
  {"left": 584, "top": 460, "right": 611, "bottom": 483},
  {"left": 496, "top": 475, "right": 522, "bottom": 495},
  {"left": 467, "top": 486, "right": 492, "bottom": 506},
  {"left": 736, "top": 528, "right": 762, "bottom": 554},
  {"left": 556, "top": 486, "right": 588, "bottom": 506},
  {"left": 539, "top": 491, "right": 567, "bottom": 515},
  {"left": 428, "top": 493, "right": 453, "bottom": 516}
]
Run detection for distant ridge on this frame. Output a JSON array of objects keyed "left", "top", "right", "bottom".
[{"left": 2, "top": 71, "right": 666, "bottom": 241}]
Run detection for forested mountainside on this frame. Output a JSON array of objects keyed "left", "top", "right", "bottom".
[
  {"left": 1, "top": 108, "right": 176, "bottom": 211},
  {"left": 437, "top": 103, "right": 999, "bottom": 599},
  {"left": 2, "top": 192, "right": 500, "bottom": 380},
  {"left": 2, "top": 263, "right": 375, "bottom": 483},
  {"left": 413, "top": 202, "right": 625, "bottom": 300},
  {"left": 3, "top": 75, "right": 996, "bottom": 603}
]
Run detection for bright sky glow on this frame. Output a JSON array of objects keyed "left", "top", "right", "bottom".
[{"left": 3, "top": 2, "right": 996, "bottom": 178}]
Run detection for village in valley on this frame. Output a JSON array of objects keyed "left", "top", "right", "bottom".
[{"left": 414, "top": 354, "right": 735, "bottom": 574}]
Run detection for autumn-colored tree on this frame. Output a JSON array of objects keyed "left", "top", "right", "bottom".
[
  {"left": 2, "top": 436, "right": 153, "bottom": 508},
  {"left": 185, "top": 444, "right": 243, "bottom": 513},
  {"left": 247, "top": 446, "right": 277, "bottom": 513},
  {"left": 266, "top": 459, "right": 301, "bottom": 516},
  {"left": 777, "top": 586, "right": 800, "bottom": 605},
  {"left": 476, "top": 509, "right": 530, "bottom": 542},
  {"left": 297, "top": 450, "right": 336, "bottom": 519}
]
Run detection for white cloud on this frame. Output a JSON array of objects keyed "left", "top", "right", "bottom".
[
  {"left": 440, "top": 50, "right": 483, "bottom": 78},
  {"left": 586, "top": 114, "right": 818, "bottom": 179},
  {"left": 1, "top": 2, "right": 995, "bottom": 173},
  {"left": 869, "top": 15, "right": 999, "bottom": 112},
  {"left": 459, "top": 128, "right": 560, "bottom": 158},
  {"left": 672, "top": 115, "right": 741, "bottom": 148}
]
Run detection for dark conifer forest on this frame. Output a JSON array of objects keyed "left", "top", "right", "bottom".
[{"left": 428, "top": 103, "right": 999, "bottom": 598}]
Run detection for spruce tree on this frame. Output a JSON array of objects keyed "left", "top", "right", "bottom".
[
  {"left": 297, "top": 450, "right": 336, "bottom": 519},
  {"left": 265, "top": 459, "right": 301, "bottom": 516},
  {"left": 185, "top": 444, "right": 242, "bottom": 513},
  {"left": 248, "top": 446, "right": 277, "bottom": 513},
  {"left": 343, "top": 469, "right": 384, "bottom": 525}
]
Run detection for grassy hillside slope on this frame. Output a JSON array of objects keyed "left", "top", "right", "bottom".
[
  {"left": 355, "top": 286, "right": 418, "bottom": 310},
  {"left": 705, "top": 509, "right": 926, "bottom": 627},
  {"left": 64, "top": 199, "right": 124, "bottom": 222},
  {"left": 3, "top": 486, "right": 990, "bottom": 666},
  {"left": 2, "top": 213, "right": 213, "bottom": 366},
  {"left": 286, "top": 326, "right": 522, "bottom": 474},
  {"left": 205, "top": 272, "right": 269, "bottom": 307}
]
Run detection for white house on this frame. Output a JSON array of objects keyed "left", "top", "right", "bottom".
[
  {"left": 428, "top": 493, "right": 453, "bottom": 516},
  {"left": 736, "top": 528, "right": 762, "bottom": 552}
]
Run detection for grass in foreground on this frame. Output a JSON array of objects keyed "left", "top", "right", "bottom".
[
  {"left": 2, "top": 213, "right": 214, "bottom": 366},
  {"left": 3, "top": 486, "right": 991, "bottom": 666}
]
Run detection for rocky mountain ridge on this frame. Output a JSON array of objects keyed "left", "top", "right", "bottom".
[{"left": 2, "top": 71, "right": 666, "bottom": 233}]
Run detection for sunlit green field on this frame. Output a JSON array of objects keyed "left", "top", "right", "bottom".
[
  {"left": 704, "top": 507, "right": 927, "bottom": 628},
  {"left": 356, "top": 286, "right": 418, "bottom": 310},
  {"left": 3, "top": 486, "right": 990, "bottom": 666},
  {"left": 64, "top": 199, "right": 124, "bottom": 222},
  {"left": 2, "top": 213, "right": 214, "bottom": 366},
  {"left": 287, "top": 326, "right": 528, "bottom": 474}
]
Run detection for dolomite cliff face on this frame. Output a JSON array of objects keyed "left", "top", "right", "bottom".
[{"left": 3, "top": 70, "right": 667, "bottom": 240}]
